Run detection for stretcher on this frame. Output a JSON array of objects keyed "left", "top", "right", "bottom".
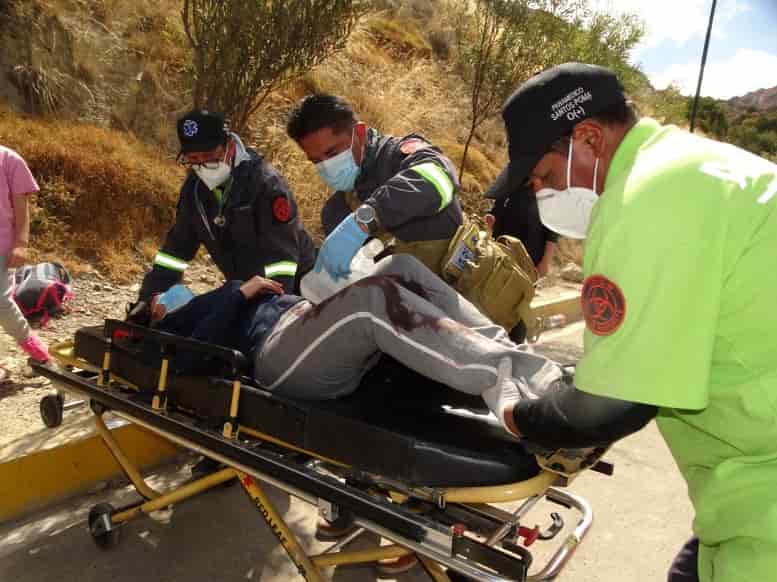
[{"left": 32, "top": 319, "right": 611, "bottom": 582}]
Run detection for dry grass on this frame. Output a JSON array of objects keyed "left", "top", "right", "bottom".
[
  {"left": 25, "top": 0, "right": 188, "bottom": 149},
  {"left": 363, "top": 15, "right": 432, "bottom": 58},
  {"left": 242, "top": 23, "right": 513, "bottom": 240},
  {"left": 436, "top": 141, "right": 499, "bottom": 186},
  {"left": 0, "top": 109, "right": 183, "bottom": 280},
  {"left": 123, "top": 2, "right": 189, "bottom": 74}
]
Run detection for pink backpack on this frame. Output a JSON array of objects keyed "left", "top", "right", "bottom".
[{"left": 13, "top": 262, "right": 73, "bottom": 325}]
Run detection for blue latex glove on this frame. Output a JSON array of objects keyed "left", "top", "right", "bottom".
[{"left": 314, "top": 213, "right": 368, "bottom": 281}]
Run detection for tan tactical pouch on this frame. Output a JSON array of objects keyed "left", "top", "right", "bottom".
[
  {"left": 441, "top": 217, "right": 539, "bottom": 335},
  {"left": 393, "top": 237, "right": 450, "bottom": 276}
]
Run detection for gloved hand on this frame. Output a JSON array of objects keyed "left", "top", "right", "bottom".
[
  {"left": 481, "top": 358, "right": 526, "bottom": 435},
  {"left": 482, "top": 356, "right": 562, "bottom": 437},
  {"left": 314, "top": 212, "right": 368, "bottom": 281}
]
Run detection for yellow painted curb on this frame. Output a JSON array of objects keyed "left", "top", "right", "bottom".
[{"left": 0, "top": 422, "right": 178, "bottom": 522}]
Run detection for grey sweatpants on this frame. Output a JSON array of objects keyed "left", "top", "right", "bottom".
[
  {"left": 0, "top": 255, "right": 29, "bottom": 343},
  {"left": 254, "top": 254, "right": 560, "bottom": 400}
]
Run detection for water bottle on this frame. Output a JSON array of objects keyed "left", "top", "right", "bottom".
[{"left": 301, "top": 239, "right": 384, "bottom": 304}]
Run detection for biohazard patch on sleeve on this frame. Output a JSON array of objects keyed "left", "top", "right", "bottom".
[
  {"left": 581, "top": 274, "right": 626, "bottom": 336},
  {"left": 272, "top": 195, "right": 292, "bottom": 223},
  {"left": 400, "top": 138, "right": 430, "bottom": 155}
]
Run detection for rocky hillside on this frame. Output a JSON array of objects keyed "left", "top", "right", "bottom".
[
  {"left": 2, "top": 0, "right": 566, "bottom": 281},
  {"left": 0, "top": 0, "right": 188, "bottom": 148},
  {"left": 0, "top": 0, "right": 653, "bottom": 280},
  {"left": 729, "top": 86, "right": 777, "bottom": 111}
]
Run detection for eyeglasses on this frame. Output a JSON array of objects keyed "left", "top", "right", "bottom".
[
  {"left": 177, "top": 149, "right": 227, "bottom": 170},
  {"left": 181, "top": 160, "right": 222, "bottom": 170}
]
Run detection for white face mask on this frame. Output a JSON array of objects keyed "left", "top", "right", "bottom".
[
  {"left": 535, "top": 138, "right": 599, "bottom": 240},
  {"left": 193, "top": 149, "right": 232, "bottom": 190}
]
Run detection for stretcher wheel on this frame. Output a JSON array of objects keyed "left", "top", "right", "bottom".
[
  {"left": 88, "top": 503, "right": 120, "bottom": 549},
  {"left": 40, "top": 393, "right": 64, "bottom": 428}
]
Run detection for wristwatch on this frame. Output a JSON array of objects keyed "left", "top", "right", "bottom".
[{"left": 355, "top": 203, "right": 379, "bottom": 235}]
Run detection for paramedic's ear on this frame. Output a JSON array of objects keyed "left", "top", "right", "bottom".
[
  {"left": 353, "top": 121, "right": 368, "bottom": 164},
  {"left": 573, "top": 120, "right": 606, "bottom": 158}
]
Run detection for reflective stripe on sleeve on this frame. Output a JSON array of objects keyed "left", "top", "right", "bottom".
[
  {"left": 264, "top": 261, "right": 298, "bottom": 279},
  {"left": 154, "top": 252, "right": 189, "bottom": 272},
  {"left": 410, "top": 162, "right": 454, "bottom": 211}
]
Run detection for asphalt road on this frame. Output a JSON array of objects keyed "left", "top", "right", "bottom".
[{"left": 0, "top": 322, "right": 693, "bottom": 581}]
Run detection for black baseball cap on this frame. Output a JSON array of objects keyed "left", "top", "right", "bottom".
[
  {"left": 486, "top": 63, "right": 626, "bottom": 199},
  {"left": 176, "top": 109, "right": 227, "bottom": 154}
]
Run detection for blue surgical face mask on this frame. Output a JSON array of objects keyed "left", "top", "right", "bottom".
[{"left": 315, "top": 129, "right": 360, "bottom": 192}]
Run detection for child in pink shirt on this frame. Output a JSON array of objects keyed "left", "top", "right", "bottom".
[{"left": 1, "top": 145, "right": 49, "bottom": 362}]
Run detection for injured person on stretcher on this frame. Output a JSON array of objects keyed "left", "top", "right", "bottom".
[
  {"left": 148, "top": 253, "right": 654, "bottom": 448},
  {"left": 33, "top": 254, "right": 657, "bottom": 581}
]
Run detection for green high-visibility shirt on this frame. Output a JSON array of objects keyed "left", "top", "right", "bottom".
[{"left": 575, "top": 118, "right": 777, "bottom": 582}]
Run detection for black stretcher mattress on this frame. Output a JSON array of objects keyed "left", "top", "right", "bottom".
[{"left": 74, "top": 325, "right": 540, "bottom": 488}]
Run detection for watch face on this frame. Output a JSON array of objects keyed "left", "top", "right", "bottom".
[{"left": 357, "top": 205, "right": 375, "bottom": 223}]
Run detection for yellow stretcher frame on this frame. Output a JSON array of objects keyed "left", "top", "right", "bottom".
[{"left": 39, "top": 339, "right": 596, "bottom": 582}]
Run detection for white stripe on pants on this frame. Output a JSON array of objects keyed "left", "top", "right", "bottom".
[
  {"left": 254, "top": 254, "right": 560, "bottom": 400},
  {"left": 0, "top": 255, "right": 30, "bottom": 343}
]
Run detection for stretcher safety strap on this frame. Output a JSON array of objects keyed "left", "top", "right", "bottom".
[
  {"left": 410, "top": 162, "right": 454, "bottom": 211},
  {"left": 154, "top": 252, "right": 189, "bottom": 272},
  {"left": 265, "top": 261, "right": 298, "bottom": 279}
]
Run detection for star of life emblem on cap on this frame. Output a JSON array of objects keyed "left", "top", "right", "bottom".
[{"left": 182, "top": 119, "right": 199, "bottom": 138}]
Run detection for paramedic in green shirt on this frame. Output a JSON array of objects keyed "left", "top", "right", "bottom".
[{"left": 489, "top": 63, "right": 777, "bottom": 582}]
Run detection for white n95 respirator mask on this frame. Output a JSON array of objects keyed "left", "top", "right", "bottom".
[
  {"left": 193, "top": 148, "right": 232, "bottom": 190},
  {"left": 535, "top": 138, "right": 599, "bottom": 240}
]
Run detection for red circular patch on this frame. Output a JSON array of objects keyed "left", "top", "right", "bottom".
[
  {"left": 581, "top": 275, "right": 626, "bottom": 336},
  {"left": 272, "top": 196, "right": 291, "bottom": 222}
]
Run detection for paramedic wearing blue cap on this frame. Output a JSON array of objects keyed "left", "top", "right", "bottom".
[{"left": 135, "top": 110, "right": 316, "bottom": 309}]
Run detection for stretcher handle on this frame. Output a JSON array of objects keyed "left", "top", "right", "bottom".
[{"left": 103, "top": 319, "right": 249, "bottom": 375}]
